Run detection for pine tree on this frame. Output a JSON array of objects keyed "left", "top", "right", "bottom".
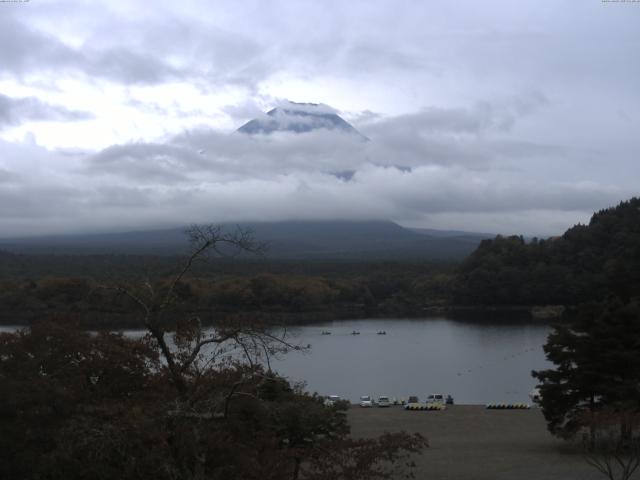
[{"left": 532, "top": 298, "right": 640, "bottom": 441}]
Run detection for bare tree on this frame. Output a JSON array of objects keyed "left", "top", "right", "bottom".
[
  {"left": 98, "top": 225, "right": 315, "bottom": 479},
  {"left": 104, "top": 224, "right": 300, "bottom": 396}
]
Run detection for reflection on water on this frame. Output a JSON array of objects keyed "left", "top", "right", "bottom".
[
  {"left": 270, "top": 318, "right": 551, "bottom": 405},
  {"left": 0, "top": 326, "right": 23, "bottom": 333}
]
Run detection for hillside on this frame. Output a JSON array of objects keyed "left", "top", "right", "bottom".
[
  {"left": 453, "top": 197, "right": 640, "bottom": 305},
  {"left": 0, "top": 221, "right": 488, "bottom": 261}
]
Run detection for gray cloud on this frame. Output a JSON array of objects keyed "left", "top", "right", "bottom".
[
  {"left": 0, "top": 8, "right": 269, "bottom": 88},
  {"left": 0, "top": 14, "right": 183, "bottom": 85},
  {"left": 221, "top": 99, "right": 267, "bottom": 121},
  {"left": 1, "top": 160, "right": 625, "bottom": 237},
  {"left": 89, "top": 143, "right": 208, "bottom": 183},
  {"left": 0, "top": 94, "right": 92, "bottom": 128},
  {"left": 360, "top": 92, "right": 548, "bottom": 135},
  {"left": 3, "top": 0, "right": 639, "bottom": 100},
  {"left": 86, "top": 47, "right": 182, "bottom": 84},
  {"left": 0, "top": 14, "right": 79, "bottom": 75},
  {"left": 0, "top": 167, "right": 18, "bottom": 183},
  {"left": 0, "top": 101, "right": 606, "bottom": 237}
]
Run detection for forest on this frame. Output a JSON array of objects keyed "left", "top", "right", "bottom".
[
  {"left": 453, "top": 197, "right": 640, "bottom": 306},
  {"left": 0, "top": 197, "right": 638, "bottom": 328},
  {"left": 0, "top": 256, "right": 455, "bottom": 328}
]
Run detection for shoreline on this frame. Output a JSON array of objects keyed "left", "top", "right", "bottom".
[{"left": 0, "top": 304, "right": 563, "bottom": 328}]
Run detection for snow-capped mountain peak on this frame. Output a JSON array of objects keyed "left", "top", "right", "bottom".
[{"left": 237, "top": 101, "right": 368, "bottom": 140}]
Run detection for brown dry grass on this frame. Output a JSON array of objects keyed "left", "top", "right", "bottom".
[{"left": 348, "top": 405, "right": 601, "bottom": 480}]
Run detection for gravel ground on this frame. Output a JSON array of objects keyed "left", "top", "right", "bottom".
[{"left": 348, "top": 405, "right": 604, "bottom": 480}]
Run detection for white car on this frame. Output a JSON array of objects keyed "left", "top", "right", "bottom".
[
  {"left": 426, "top": 393, "right": 445, "bottom": 405},
  {"left": 324, "top": 395, "right": 341, "bottom": 406},
  {"left": 377, "top": 395, "right": 391, "bottom": 407},
  {"left": 529, "top": 388, "right": 542, "bottom": 404},
  {"left": 359, "top": 395, "right": 374, "bottom": 407}
]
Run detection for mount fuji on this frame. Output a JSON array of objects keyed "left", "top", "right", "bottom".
[{"left": 237, "top": 101, "right": 368, "bottom": 140}]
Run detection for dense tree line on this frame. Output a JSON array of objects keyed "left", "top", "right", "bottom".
[
  {"left": 0, "top": 270, "right": 454, "bottom": 328},
  {"left": 2, "top": 198, "right": 639, "bottom": 324},
  {"left": 0, "top": 251, "right": 453, "bottom": 280},
  {"left": 454, "top": 198, "right": 640, "bottom": 306}
]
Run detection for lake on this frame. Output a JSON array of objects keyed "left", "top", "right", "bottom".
[
  {"left": 269, "top": 318, "right": 551, "bottom": 405},
  {"left": 1, "top": 317, "right": 552, "bottom": 405}
]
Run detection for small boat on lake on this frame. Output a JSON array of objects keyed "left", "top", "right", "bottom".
[
  {"left": 351, "top": 330, "right": 360, "bottom": 335},
  {"left": 321, "top": 330, "right": 332, "bottom": 335},
  {"left": 376, "top": 331, "right": 387, "bottom": 335}
]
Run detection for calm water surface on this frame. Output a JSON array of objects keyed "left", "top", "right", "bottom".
[
  {"left": 2, "top": 318, "right": 551, "bottom": 404},
  {"left": 270, "top": 318, "right": 551, "bottom": 405}
]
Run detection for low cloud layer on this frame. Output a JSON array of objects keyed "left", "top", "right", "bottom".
[
  {"left": 0, "top": 1, "right": 637, "bottom": 237},
  {"left": 0, "top": 99, "right": 633, "bottom": 238},
  {"left": 0, "top": 94, "right": 92, "bottom": 128}
]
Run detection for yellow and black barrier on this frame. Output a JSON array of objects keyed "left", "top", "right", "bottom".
[
  {"left": 485, "top": 403, "right": 530, "bottom": 410},
  {"left": 404, "top": 403, "right": 446, "bottom": 411}
]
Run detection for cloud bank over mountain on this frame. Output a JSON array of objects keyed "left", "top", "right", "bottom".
[
  {"left": 237, "top": 101, "right": 368, "bottom": 139},
  {"left": 0, "top": 97, "right": 630, "bottom": 238},
  {"left": 0, "top": 1, "right": 638, "bottom": 237}
]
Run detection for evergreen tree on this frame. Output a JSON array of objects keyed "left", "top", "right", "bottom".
[{"left": 532, "top": 298, "right": 640, "bottom": 440}]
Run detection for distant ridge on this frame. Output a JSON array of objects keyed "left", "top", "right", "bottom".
[
  {"left": 237, "top": 101, "right": 368, "bottom": 140},
  {"left": 0, "top": 220, "right": 489, "bottom": 260},
  {"left": 410, "top": 227, "right": 494, "bottom": 240}
]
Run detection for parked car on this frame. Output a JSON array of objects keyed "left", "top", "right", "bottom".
[
  {"left": 529, "top": 388, "right": 542, "bottom": 404},
  {"left": 324, "top": 395, "right": 341, "bottom": 406},
  {"left": 377, "top": 395, "right": 391, "bottom": 407},
  {"left": 359, "top": 395, "right": 374, "bottom": 407},
  {"left": 426, "top": 394, "right": 445, "bottom": 404}
]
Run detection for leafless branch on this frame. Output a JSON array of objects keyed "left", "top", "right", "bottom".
[{"left": 179, "top": 331, "right": 239, "bottom": 374}]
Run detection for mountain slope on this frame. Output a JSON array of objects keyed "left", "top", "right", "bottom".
[
  {"left": 409, "top": 228, "right": 492, "bottom": 245},
  {"left": 0, "top": 221, "right": 487, "bottom": 260},
  {"left": 237, "top": 101, "right": 368, "bottom": 140}
]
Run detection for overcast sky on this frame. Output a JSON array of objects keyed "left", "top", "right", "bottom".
[{"left": 1, "top": 0, "right": 638, "bottom": 237}]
